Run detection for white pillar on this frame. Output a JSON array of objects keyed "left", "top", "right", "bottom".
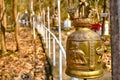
[
  {"left": 58, "top": 0, "right": 62, "bottom": 80},
  {"left": 47, "top": 7, "right": 51, "bottom": 57}
]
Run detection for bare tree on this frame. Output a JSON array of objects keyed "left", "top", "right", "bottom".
[
  {"left": 0, "top": 0, "right": 6, "bottom": 53},
  {"left": 13, "top": 0, "right": 20, "bottom": 51},
  {"left": 3, "top": 0, "right": 7, "bottom": 28}
]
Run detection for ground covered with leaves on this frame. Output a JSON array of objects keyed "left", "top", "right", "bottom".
[
  {"left": 102, "top": 36, "right": 111, "bottom": 72},
  {"left": 0, "top": 27, "right": 47, "bottom": 80}
]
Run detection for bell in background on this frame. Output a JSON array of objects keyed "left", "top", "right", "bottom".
[
  {"left": 52, "top": 8, "right": 59, "bottom": 30},
  {"left": 65, "top": 0, "right": 105, "bottom": 79}
]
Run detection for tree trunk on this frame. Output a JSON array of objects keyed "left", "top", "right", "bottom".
[
  {"left": 13, "top": 0, "right": 20, "bottom": 51},
  {"left": 3, "top": 0, "right": 7, "bottom": 28},
  {"left": 110, "top": 0, "right": 120, "bottom": 80},
  {"left": 0, "top": 0, "right": 6, "bottom": 53},
  {"left": 0, "top": 22, "right": 6, "bottom": 52}
]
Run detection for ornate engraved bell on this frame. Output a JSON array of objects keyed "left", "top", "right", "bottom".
[{"left": 66, "top": 0, "right": 105, "bottom": 79}]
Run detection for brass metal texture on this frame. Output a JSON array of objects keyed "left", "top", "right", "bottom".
[
  {"left": 66, "top": 27, "right": 104, "bottom": 79},
  {"left": 53, "top": 10, "right": 59, "bottom": 27},
  {"left": 66, "top": 0, "right": 104, "bottom": 78}
]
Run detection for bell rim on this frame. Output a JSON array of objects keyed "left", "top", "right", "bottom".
[{"left": 65, "top": 68, "right": 104, "bottom": 79}]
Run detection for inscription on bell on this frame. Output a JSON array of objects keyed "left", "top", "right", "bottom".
[
  {"left": 69, "top": 47, "right": 87, "bottom": 65},
  {"left": 68, "top": 42, "right": 88, "bottom": 65}
]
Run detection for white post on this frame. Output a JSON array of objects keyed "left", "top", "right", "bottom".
[
  {"left": 31, "top": 0, "right": 33, "bottom": 12},
  {"left": 43, "top": 25, "right": 46, "bottom": 41},
  {"left": 43, "top": 10, "right": 48, "bottom": 49},
  {"left": 48, "top": 7, "right": 50, "bottom": 29},
  {"left": 53, "top": 38, "right": 56, "bottom": 66},
  {"left": 32, "top": 14, "right": 37, "bottom": 80},
  {"left": 48, "top": 7, "right": 51, "bottom": 57},
  {"left": 46, "top": 29, "right": 48, "bottom": 48},
  {"left": 43, "top": 10, "right": 46, "bottom": 40},
  {"left": 58, "top": 0, "right": 62, "bottom": 80},
  {"left": 43, "top": 9, "right": 46, "bottom": 28},
  {"left": 33, "top": 18, "right": 36, "bottom": 40}
]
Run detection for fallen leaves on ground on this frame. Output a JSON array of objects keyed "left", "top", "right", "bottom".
[{"left": 0, "top": 27, "right": 46, "bottom": 80}]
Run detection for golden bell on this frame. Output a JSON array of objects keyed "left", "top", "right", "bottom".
[
  {"left": 65, "top": 18, "right": 105, "bottom": 79},
  {"left": 53, "top": 14, "right": 58, "bottom": 27},
  {"left": 53, "top": 10, "right": 59, "bottom": 28},
  {"left": 66, "top": 0, "right": 105, "bottom": 79}
]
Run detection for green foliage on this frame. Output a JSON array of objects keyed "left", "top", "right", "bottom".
[
  {"left": 5, "top": 0, "right": 13, "bottom": 25},
  {"left": 5, "top": 0, "right": 12, "bottom": 4},
  {"left": 10, "top": 25, "right": 15, "bottom": 32},
  {"left": 7, "top": 50, "right": 14, "bottom": 55},
  {"left": 0, "top": 50, "right": 2, "bottom": 55},
  {"left": 7, "top": 25, "right": 15, "bottom": 32}
]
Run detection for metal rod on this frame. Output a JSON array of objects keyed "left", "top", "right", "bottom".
[
  {"left": 48, "top": 7, "right": 51, "bottom": 57},
  {"left": 58, "top": 0, "right": 62, "bottom": 80},
  {"left": 43, "top": 26, "right": 66, "bottom": 58},
  {"left": 53, "top": 38, "right": 56, "bottom": 66},
  {"left": 46, "top": 29, "right": 48, "bottom": 48},
  {"left": 33, "top": 16, "right": 36, "bottom": 80},
  {"left": 43, "top": 11, "right": 46, "bottom": 40}
]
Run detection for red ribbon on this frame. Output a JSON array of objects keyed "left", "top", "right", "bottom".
[{"left": 90, "top": 23, "right": 101, "bottom": 30}]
